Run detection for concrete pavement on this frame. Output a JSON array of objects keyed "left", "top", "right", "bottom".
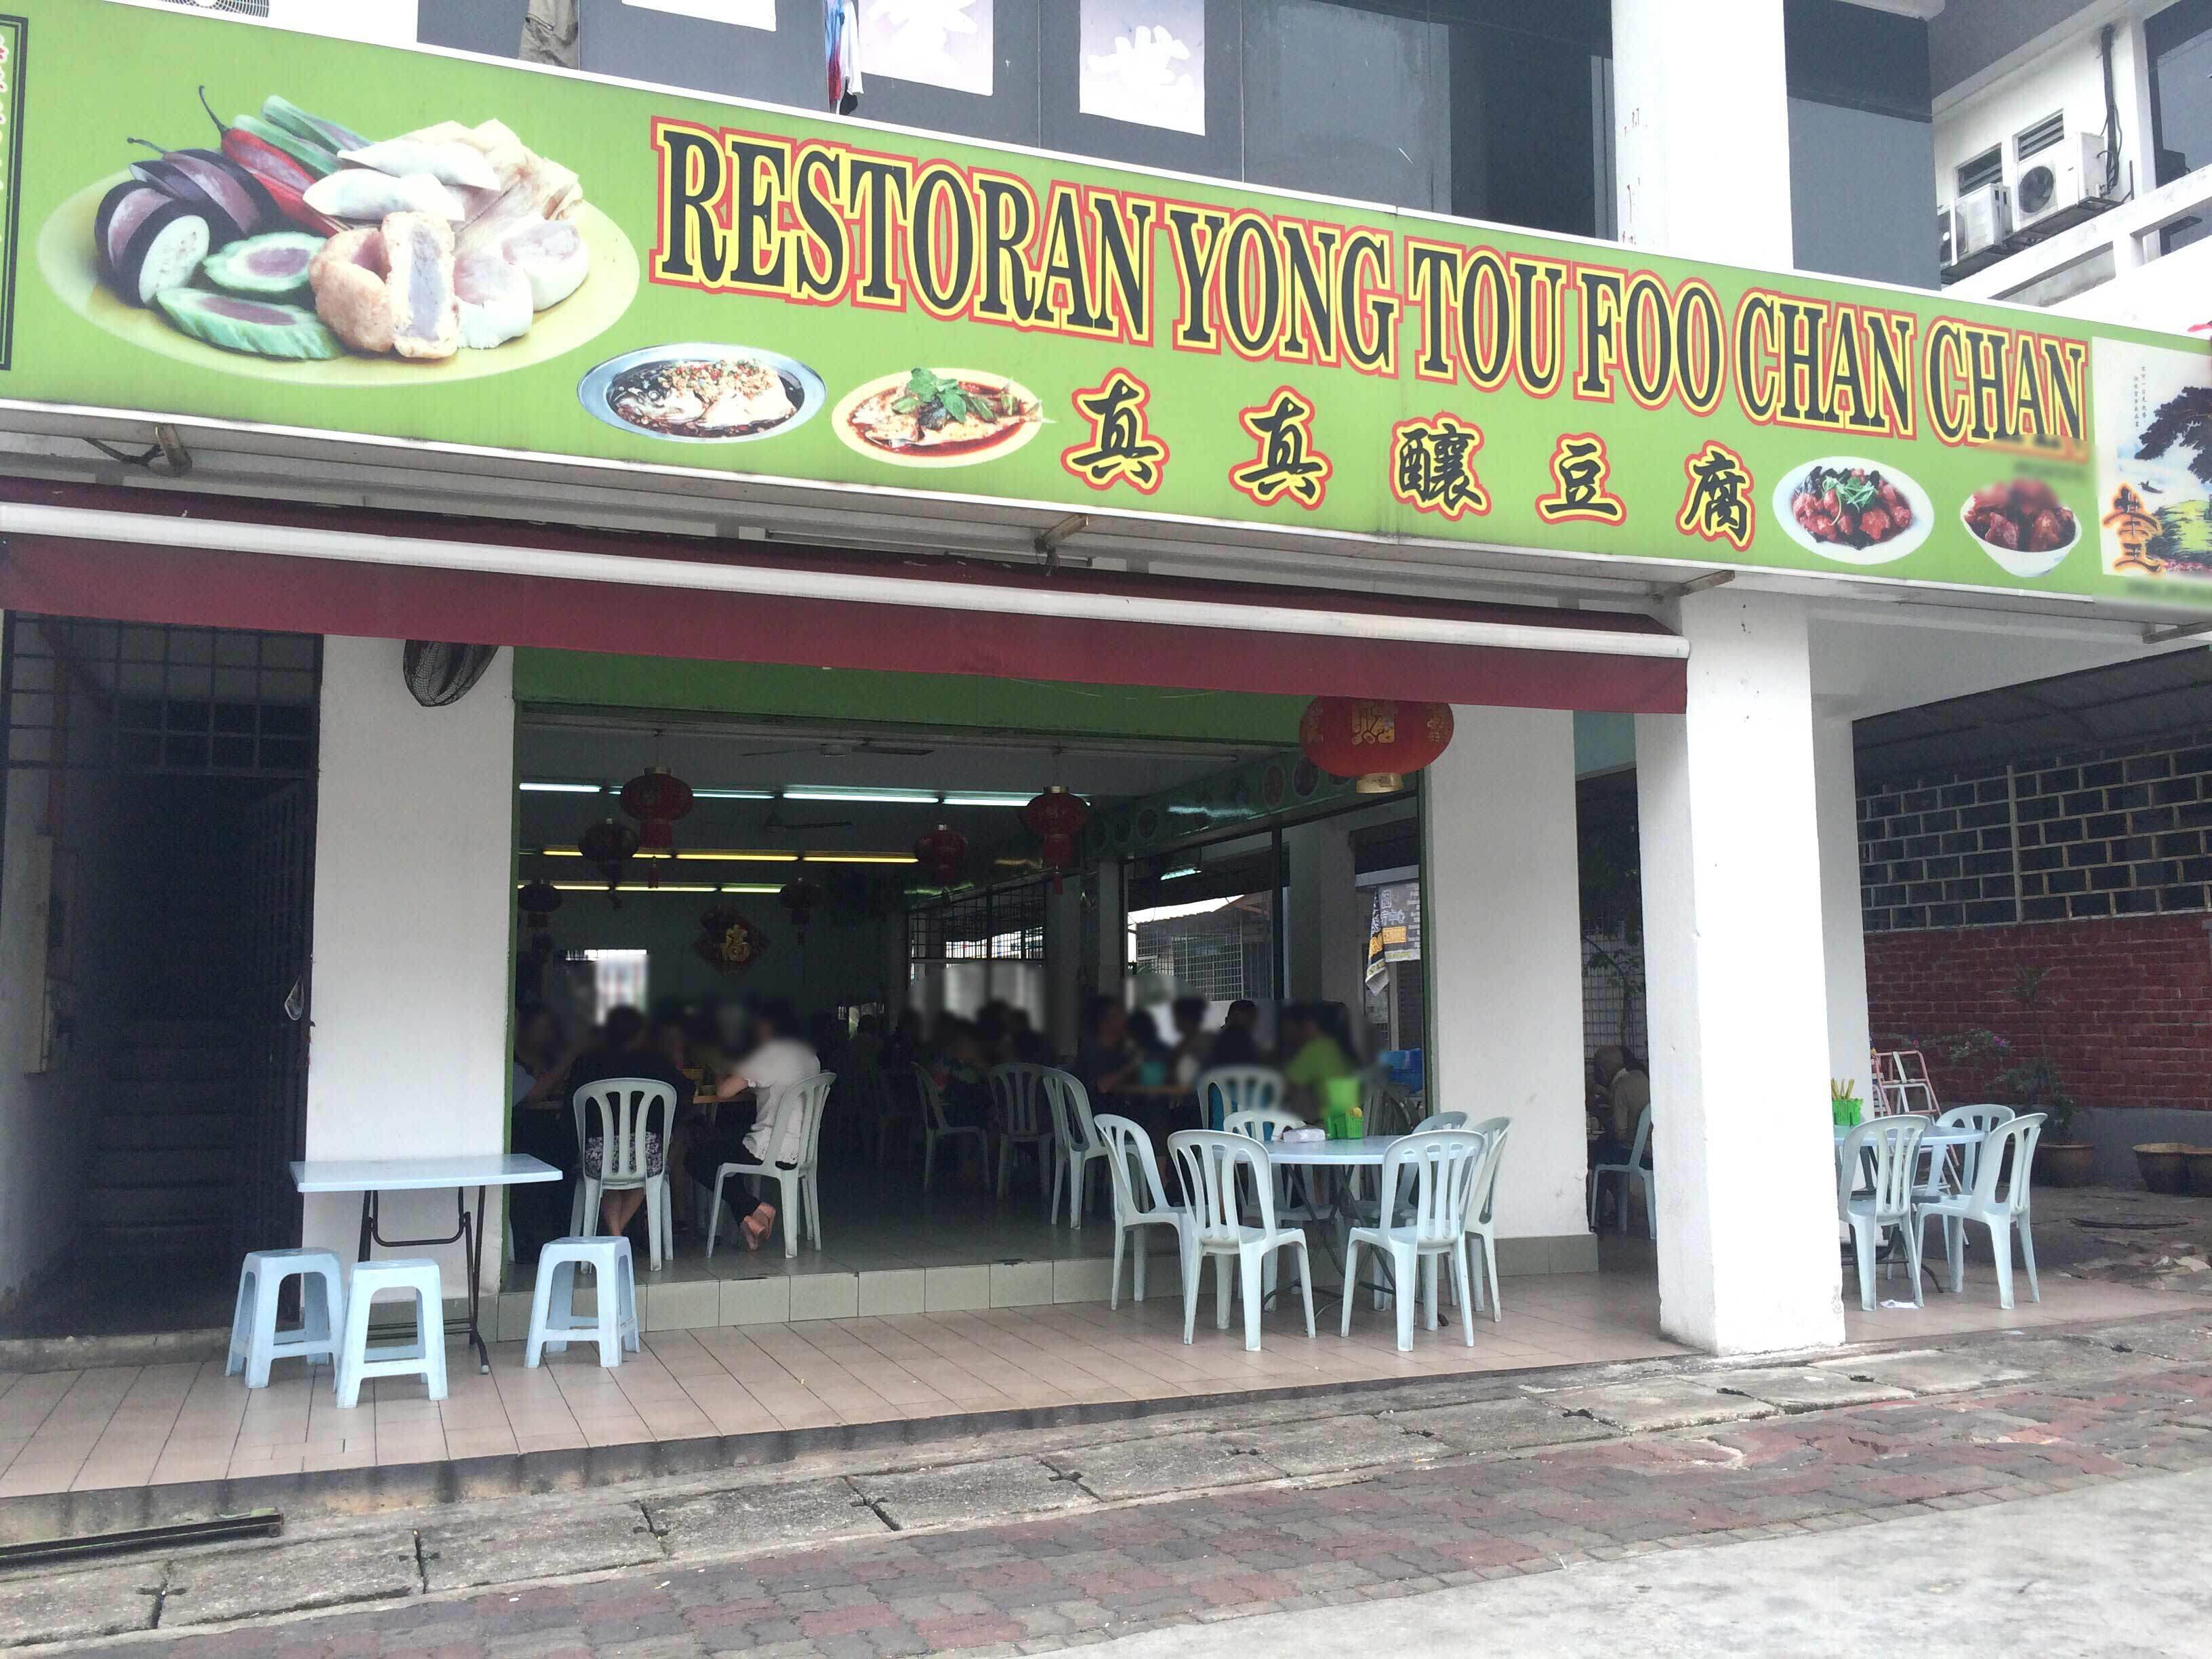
[
  {"left": 9, "top": 1310, "right": 2210, "bottom": 1654},
  {"left": 1088, "top": 1465, "right": 2212, "bottom": 1659}
]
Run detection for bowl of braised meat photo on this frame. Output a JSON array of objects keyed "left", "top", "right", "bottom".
[
  {"left": 1960, "top": 478, "right": 2080, "bottom": 579},
  {"left": 1773, "top": 457, "right": 1934, "bottom": 565}
]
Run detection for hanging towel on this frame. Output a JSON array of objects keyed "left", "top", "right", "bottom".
[{"left": 825, "top": 0, "right": 865, "bottom": 115}]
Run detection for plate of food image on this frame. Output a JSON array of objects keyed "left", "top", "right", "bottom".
[
  {"left": 1771, "top": 457, "right": 1936, "bottom": 565},
  {"left": 43, "top": 91, "right": 636, "bottom": 386},
  {"left": 832, "top": 367, "right": 1044, "bottom": 468},
  {"left": 577, "top": 345, "right": 827, "bottom": 443},
  {"left": 1960, "top": 478, "right": 2081, "bottom": 579}
]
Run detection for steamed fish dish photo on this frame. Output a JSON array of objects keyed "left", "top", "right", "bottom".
[
  {"left": 609, "top": 354, "right": 800, "bottom": 438},
  {"left": 846, "top": 367, "right": 1040, "bottom": 459},
  {"left": 74, "top": 87, "right": 596, "bottom": 368}
]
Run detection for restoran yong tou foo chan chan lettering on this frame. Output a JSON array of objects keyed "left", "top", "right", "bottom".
[{"left": 647, "top": 122, "right": 2089, "bottom": 459}]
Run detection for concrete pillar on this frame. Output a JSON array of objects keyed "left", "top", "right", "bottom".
[
  {"left": 1613, "top": 0, "right": 1793, "bottom": 268},
  {"left": 1092, "top": 859, "right": 1126, "bottom": 1006},
  {"left": 1422, "top": 707, "right": 1594, "bottom": 1271},
  {"left": 1045, "top": 883, "right": 1082, "bottom": 1061},
  {"left": 301, "top": 638, "right": 516, "bottom": 1298},
  {"left": 1815, "top": 713, "right": 1872, "bottom": 1097},
  {"left": 1635, "top": 591, "right": 1845, "bottom": 1354},
  {"left": 1283, "top": 817, "right": 1361, "bottom": 1013}
]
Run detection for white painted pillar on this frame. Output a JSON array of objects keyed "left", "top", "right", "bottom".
[
  {"left": 1044, "top": 883, "right": 1082, "bottom": 1061},
  {"left": 1613, "top": 0, "right": 1793, "bottom": 268},
  {"left": 1815, "top": 712, "right": 1872, "bottom": 1097},
  {"left": 1635, "top": 591, "right": 1845, "bottom": 1353},
  {"left": 301, "top": 638, "right": 516, "bottom": 1299},
  {"left": 1422, "top": 707, "right": 1593, "bottom": 1269}
]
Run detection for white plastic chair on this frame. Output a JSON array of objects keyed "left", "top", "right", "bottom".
[
  {"left": 1917, "top": 1111, "right": 2045, "bottom": 1311},
  {"left": 1588, "top": 1104, "right": 1655, "bottom": 1240},
  {"left": 572, "top": 1078, "right": 676, "bottom": 1271},
  {"left": 1093, "top": 1113, "right": 1190, "bottom": 1308},
  {"left": 1168, "top": 1129, "right": 1315, "bottom": 1352},
  {"left": 526, "top": 1235, "right": 638, "bottom": 1368},
  {"left": 1838, "top": 1113, "right": 1929, "bottom": 1311},
  {"left": 1413, "top": 1111, "right": 1469, "bottom": 1132},
  {"left": 1923, "top": 1103, "right": 2017, "bottom": 1201},
  {"left": 915, "top": 1064, "right": 987, "bottom": 1194},
  {"left": 1041, "top": 1068, "right": 1110, "bottom": 1227},
  {"left": 1224, "top": 1107, "right": 1330, "bottom": 1228},
  {"left": 988, "top": 1062, "right": 1056, "bottom": 1202},
  {"left": 226, "top": 1248, "right": 345, "bottom": 1388},
  {"left": 1343, "top": 1130, "right": 1486, "bottom": 1351},
  {"left": 704, "top": 1074, "right": 834, "bottom": 1259},
  {"left": 1462, "top": 1120, "right": 1513, "bottom": 1322},
  {"left": 1195, "top": 1066, "right": 1285, "bottom": 1131}
]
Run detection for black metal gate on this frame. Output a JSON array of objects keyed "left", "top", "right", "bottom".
[{"left": 237, "top": 779, "right": 315, "bottom": 1256}]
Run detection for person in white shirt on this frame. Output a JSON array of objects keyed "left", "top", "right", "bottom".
[{"left": 685, "top": 999, "right": 822, "bottom": 1250}]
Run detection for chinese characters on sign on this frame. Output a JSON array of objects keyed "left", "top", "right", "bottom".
[
  {"left": 1389, "top": 415, "right": 1490, "bottom": 520},
  {"left": 1537, "top": 434, "right": 1626, "bottom": 525},
  {"left": 1677, "top": 441, "right": 1755, "bottom": 552},
  {"left": 1063, "top": 368, "right": 1168, "bottom": 493},
  {"left": 1229, "top": 387, "right": 1330, "bottom": 508}
]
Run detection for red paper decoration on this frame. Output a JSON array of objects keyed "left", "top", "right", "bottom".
[
  {"left": 1022, "top": 786, "right": 1091, "bottom": 890},
  {"left": 1298, "top": 698, "right": 1454, "bottom": 793},
  {"left": 913, "top": 823, "right": 968, "bottom": 887},
  {"left": 620, "top": 766, "right": 695, "bottom": 888}
]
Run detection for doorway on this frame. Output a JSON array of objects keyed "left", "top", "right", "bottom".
[{"left": 0, "top": 617, "right": 320, "bottom": 1338}]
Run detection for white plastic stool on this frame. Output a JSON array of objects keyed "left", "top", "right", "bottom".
[
  {"left": 526, "top": 1235, "right": 638, "bottom": 1368},
  {"left": 226, "top": 1248, "right": 346, "bottom": 1389},
  {"left": 333, "top": 1258, "right": 447, "bottom": 1409}
]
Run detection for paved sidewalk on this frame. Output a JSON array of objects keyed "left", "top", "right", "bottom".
[{"left": 12, "top": 1311, "right": 2211, "bottom": 1655}]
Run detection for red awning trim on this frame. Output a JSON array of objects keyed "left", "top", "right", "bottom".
[{"left": 0, "top": 481, "right": 1687, "bottom": 714}]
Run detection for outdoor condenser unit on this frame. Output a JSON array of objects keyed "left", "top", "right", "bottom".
[
  {"left": 1951, "top": 182, "right": 2013, "bottom": 259},
  {"left": 2015, "top": 133, "right": 2110, "bottom": 224}
]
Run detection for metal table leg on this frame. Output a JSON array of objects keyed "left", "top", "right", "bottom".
[{"left": 363, "top": 1185, "right": 491, "bottom": 1373}]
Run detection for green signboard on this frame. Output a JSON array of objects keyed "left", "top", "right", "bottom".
[{"left": 9, "top": 0, "right": 2212, "bottom": 607}]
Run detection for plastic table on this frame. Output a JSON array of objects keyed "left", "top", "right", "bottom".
[{"left": 291, "top": 1154, "right": 562, "bottom": 1373}]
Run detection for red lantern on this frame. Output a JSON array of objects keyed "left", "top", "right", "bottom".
[
  {"left": 1298, "top": 698, "right": 1454, "bottom": 793},
  {"left": 914, "top": 823, "right": 968, "bottom": 888},
  {"left": 620, "top": 766, "right": 694, "bottom": 888},
  {"left": 1022, "top": 785, "right": 1092, "bottom": 890},
  {"left": 577, "top": 818, "right": 640, "bottom": 903}
]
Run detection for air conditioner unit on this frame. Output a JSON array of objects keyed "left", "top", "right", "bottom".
[
  {"left": 2015, "top": 133, "right": 2110, "bottom": 224},
  {"left": 1952, "top": 182, "right": 2013, "bottom": 259},
  {"left": 1936, "top": 206, "right": 1954, "bottom": 269}
]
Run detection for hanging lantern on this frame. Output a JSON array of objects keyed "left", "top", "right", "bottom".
[
  {"left": 1298, "top": 698, "right": 1454, "bottom": 794},
  {"left": 619, "top": 765, "right": 694, "bottom": 888},
  {"left": 577, "top": 818, "right": 641, "bottom": 903},
  {"left": 778, "top": 876, "right": 825, "bottom": 943},
  {"left": 1022, "top": 785, "right": 1092, "bottom": 891},
  {"left": 913, "top": 823, "right": 968, "bottom": 888},
  {"left": 518, "top": 878, "right": 564, "bottom": 933},
  {"left": 693, "top": 904, "right": 769, "bottom": 976}
]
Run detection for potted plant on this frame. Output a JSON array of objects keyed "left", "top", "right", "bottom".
[{"left": 1931, "top": 966, "right": 2092, "bottom": 1185}]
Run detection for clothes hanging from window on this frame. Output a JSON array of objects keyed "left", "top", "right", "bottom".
[
  {"left": 522, "top": 0, "right": 580, "bottom": 69},
  {"left": 825, "top": 0, "right": 865, "bottom": 115}
]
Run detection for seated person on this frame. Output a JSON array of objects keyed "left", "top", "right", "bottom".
[
  {"left": 567, "top": 1006, "right": 694, "bottom": 1244},
  {"left": 1126, "top": 1008, "right": 1172, "bottom": 1086},
  {"left": 1279, "top": 1002, "right": 1355, "bottom": 1123},
  {"left": 1206, "top": 999, "right": 1263, "bottom": 1069},
  {"left": 510, "top": 1004, "right": 585, "bottom": 1258},
  {"left": 1168, "top": 996, "right": 1213, "bottom": 1085},
  {"left": 683, "top": 998, "right": 822, "bottom": 1249}
]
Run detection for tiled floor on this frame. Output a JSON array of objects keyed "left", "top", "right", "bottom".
[{"left": 0, "top": 1251, "right": 2176, "bottom": 1500}]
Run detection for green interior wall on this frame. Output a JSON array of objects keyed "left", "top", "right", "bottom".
[{"left": 512, "top": 650, "right": 1307, "bottom": 745}]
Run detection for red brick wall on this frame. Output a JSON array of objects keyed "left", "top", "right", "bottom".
[{"left": 1864, "top": 915, "right": 2212, "bottom": 1114}]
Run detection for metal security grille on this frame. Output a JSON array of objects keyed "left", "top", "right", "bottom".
[
  {"left": 3, "top": 617, "right": 319, "bottom": 776},
  {"left": 909, "top": 882, "right": 1047, "bottom": 962}
]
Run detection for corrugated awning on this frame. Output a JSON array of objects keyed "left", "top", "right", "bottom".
[{"left": 0, "top": 480, "right": 1687, "bottom": 714}]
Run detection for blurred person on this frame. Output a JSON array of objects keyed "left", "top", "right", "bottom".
[
  {"left": 683, "top": 999, "right": 823, "bottom": 1250},
  {"left": 1208, "top": 998, "right": 1262, "bottom": 1069}
]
